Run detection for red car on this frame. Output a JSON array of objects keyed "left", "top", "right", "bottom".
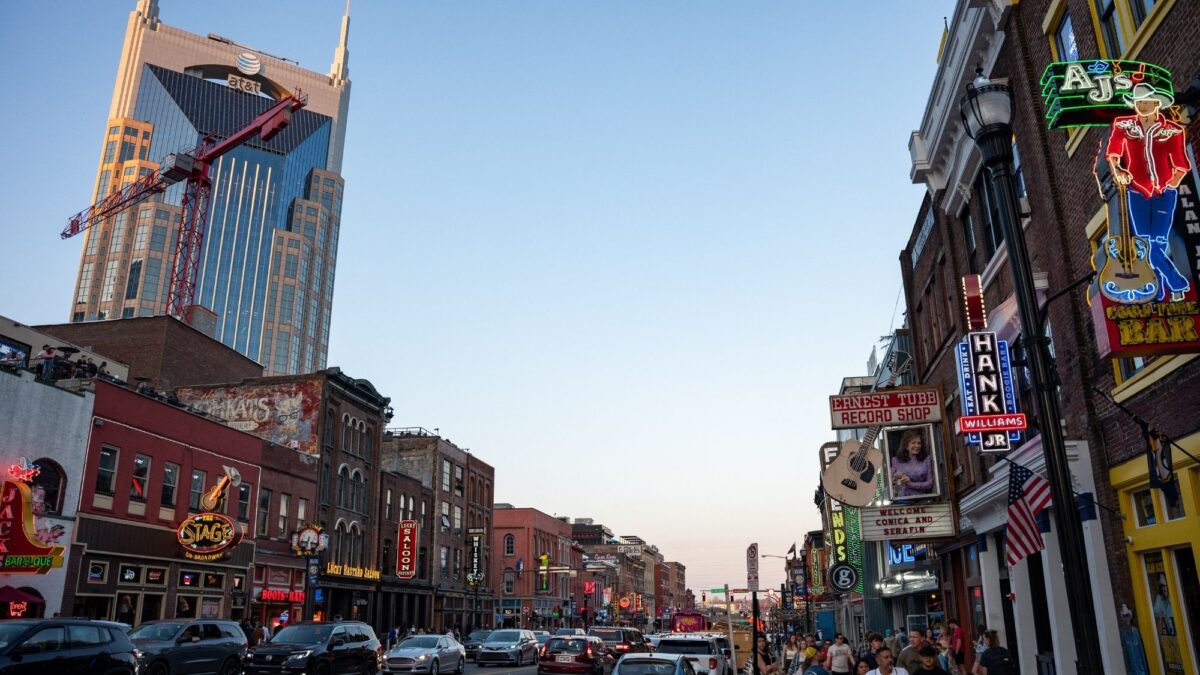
[{"left": 538, "top": 636, "right": 611, "bottom": 675}]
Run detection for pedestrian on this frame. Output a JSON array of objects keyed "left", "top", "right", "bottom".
[
  {"left": 860, "top": 633, "right": 883, "bottom": 670},
  {"left": 910, "top": 646, "right": 948, "bottom": 675},
  {"left": 785, "top": 635, "right": 801, "bottom": 671},
  {"left": 944, "top": 619, "right": 965, "bottom": 672},
  {"left": 883, "top": 630, "right": 901, "bottom": 659},
  {"left": 388, "top": 626, "right": 399, "bottom": 648},
  {"left": 866, "top": 647, "right": 908, "bottom": 675},
  {"left": 252, "top": 622, "right": 265, "bottom": 646},
  {"left": 757, "top": 634, "right": 781, "bottom": 675},
  {"left": 974, "top": 631, "right": 1016, "bottom": 675},
  {"left": 824, "top": 633, "right": 855, "bottom": 675},
  {"left": 802, "top": 652, "right": 830, "bottom": 675},
  {"left": 37, "top": 345, "right": 55, "bottom": 380},
  {"left": 896, "top": 629, "right": 925, "bottom": 675}
]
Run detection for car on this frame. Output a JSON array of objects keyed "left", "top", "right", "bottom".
[
  {"left": 534, "top": 631, "right": 552, "bottom": 647},
  {"left": 554, "top": 629, "right": 586, "bottom": 637},
  {"left": 129, "top": 619, "right": 247, "bottom": 675},
  {"left": 587, "top": 628, "right": 650, "bottom": 657},
  {"left": 476, "top": 629, "right": 540, "bottom": 666},
  {"left": 462, "top": 630, "right": 492, "bottom": 661},
  {"left": 0, "top": 618, "right": 139, "bottom": 674},
  {"left": 650, "top": 636, "right": 727, "bottom": 675},
  {"left": 537, "top": 636, "right": 610, "bottom": 675},
  {"left": 612, "top": 653, "right": 698, "bottom": 675},
  {"left": 244, "top": 621, "right": 381, "bottom": 675},
  {"left": 382, "top": 634, "right": 465, "bottom": 674},
  {"left": 707, "top": 636, "right": 734, "bottom": 675}
]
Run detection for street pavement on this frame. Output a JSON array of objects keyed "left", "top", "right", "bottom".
[{"left": 467, "top": 663, "right": 538, "bottom": 675}]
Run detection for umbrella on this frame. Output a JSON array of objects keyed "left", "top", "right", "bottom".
[{"left": 0, "top": 586, "right": 44, "bottom": 604}]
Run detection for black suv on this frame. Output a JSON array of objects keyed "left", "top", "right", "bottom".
[
  {"left": 0, "top": 618, "right": 138, "bottom": 674},
  {"left": 586, "top": 628, "right": 649, "bottom": 656},
  {"left": 128, "top": 619, "right": 247, "bottom": 675},
  {"left": 245, "top": 621, "right": 381, "bottom": 674}
]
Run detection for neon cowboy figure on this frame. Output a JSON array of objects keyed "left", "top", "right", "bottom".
[{"left": 1106, "top": 82, "right": 1192, "bottom": 301}]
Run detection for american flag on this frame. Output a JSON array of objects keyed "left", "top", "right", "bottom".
[{"left": 1006, "top": 463, "right": 1053, "bottom": 567}]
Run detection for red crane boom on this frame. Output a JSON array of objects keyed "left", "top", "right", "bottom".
[{"left": 64, "top": 90, "right": 307, "bottom": 323}]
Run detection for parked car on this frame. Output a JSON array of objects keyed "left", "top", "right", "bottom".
[
  {"left": 463, "top": 630, "right": 492, "bottom": 662},
  {"left": 651, "top": 636, "right": 726, "bottom": 675},
  {"left": 382, "top": 634, "right": 465, "bottom": 674},
  {"left": 129, "top": 619, "right": 247, "bottom": 675},
  {"left": 0, "top": 618, "right": 138, "bottom": 674},
  {"left": 244, "top": 621, "right": 381, "bottom": 675},
  {"left": 476, "top": 629, "right": 540, "bottom": 666},
  {"left": 612, "top": 653, "right": 697, "bottom": 675},
  {"left": 587, "top": 628, "right": 650, "bottom": 656},
  {"left": 538, "top": 636, "right": 610, "bottom": 675}
]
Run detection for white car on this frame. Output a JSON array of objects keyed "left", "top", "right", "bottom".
[
  {"left": 649, "top": 636, "right": 727, "bottom": 675},
  {"left": 383, "top": 635, "right": 466, "bottom": 674}
]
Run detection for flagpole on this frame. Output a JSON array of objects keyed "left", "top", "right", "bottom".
[{"left": 1094, "top": 387, "right": 1200, "bottom": 465}]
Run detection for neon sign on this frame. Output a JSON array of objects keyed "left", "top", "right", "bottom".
[
  {"left": 290, "top": 523, "right": 328, "bottom": 556},
  {"left": 0, "top": 480, "right": 64, "bottom": 573},
  {"left": 260, "top": 589, "right": 305, "bottom": 603},
  {"left": 8, "top": 459, "right": 39, "bottom": 483},
  {"left": 396, "top": 520, "right": 418, "bottom": 580},
  {"left": 1041, "top": 60, "right": 1174, "bottom": 129},
  {"left": 956, "top": 331, "right": 1021, "bottom": 452},
  {"left": 176, "top": 512, "right": 242, "bottom": 561},
  {"left": 8, "top": 602, "right": 27, "bottom": 618}
]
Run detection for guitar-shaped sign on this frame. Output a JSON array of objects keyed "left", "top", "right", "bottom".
[
  {"left": 1099, "top": 181, "right": 1158, "bottom": 303},
  {"left": 820, "top": 353, "right": 912, "bottom": 508}
]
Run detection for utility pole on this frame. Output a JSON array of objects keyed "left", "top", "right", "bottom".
[
  {"left": 724, "top": 584, "right": 735, "bottom": 668},
  {"left": 751, "top": 591, "right": 760, "bottom": 675}
]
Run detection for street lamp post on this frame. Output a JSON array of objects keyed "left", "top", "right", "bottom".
[{"left": 959, "top": 69, "right": 1103, "bottom": 674}]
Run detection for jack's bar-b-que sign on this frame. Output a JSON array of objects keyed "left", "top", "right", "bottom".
[
  {"left": 829, "top": 387, "right": 942, "bottom": 430},
  {"left": 0, "top": 480, "right": 65, "bottom": 574}
]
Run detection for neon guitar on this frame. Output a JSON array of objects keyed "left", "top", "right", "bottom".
[
  {"left": 1099, "top": 182, "right": 1158, "bottom": 303},
  {"left": 820, "top": 353, "right": 912, "bottom": 508}
]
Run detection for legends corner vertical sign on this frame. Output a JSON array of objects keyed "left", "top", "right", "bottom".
[{"left": 397, "top": 520, "right": 418, "bottom": 580}]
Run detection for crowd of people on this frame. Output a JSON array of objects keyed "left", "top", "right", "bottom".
[
  {"left": 755, "top": 621, "right": 1016, "bottom": 675},
  {"left": 31, "top": 344, "right": 115, "bottom": 381}
]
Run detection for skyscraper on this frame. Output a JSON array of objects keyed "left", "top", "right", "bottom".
[{"left": 70, "top": 0, "right": 351, "bottom": 374}]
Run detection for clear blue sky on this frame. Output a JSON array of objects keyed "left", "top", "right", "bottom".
[{"left": 0, "top": 1, "right": 952, "bottom": 595}]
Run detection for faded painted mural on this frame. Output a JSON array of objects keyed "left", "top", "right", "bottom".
[{"left": 176, "top": 380, "right": 323, "bottom": 455}]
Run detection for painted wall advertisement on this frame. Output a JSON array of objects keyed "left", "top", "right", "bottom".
[{"left": 176, "top": 380, "right": 323, "bottom": 455}]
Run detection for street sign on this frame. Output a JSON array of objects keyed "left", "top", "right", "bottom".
[
  {"left": 709, "top": 588, "right": 727, "bottom": 594},
  {"left": 828, "top": 563, "right": 858, "bottom": 592},
  {"left": 829, "top": 387, "right": 943, "bottom": 429},
  {"left": 746, "top": 543, "right": 760, "bottom": 591},
  {"left": 748, "top": 573, "right": 760, "bottom": 592}
]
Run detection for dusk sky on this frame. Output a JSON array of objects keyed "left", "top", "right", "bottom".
[{"left": 0, "top": 1, "right": 952, "bottom": 595}]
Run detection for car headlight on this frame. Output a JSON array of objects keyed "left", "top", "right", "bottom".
[
  {"left": 286, "top": 650, "right": 313, "bottom": 661},
  {"left": 133, "top": 649, "right": 144, "bottom": 660},
  {"left": 417, "top": 653, "right": 429, "bottom": 660}
]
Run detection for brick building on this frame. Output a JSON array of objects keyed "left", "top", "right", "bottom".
[
  {"left": 381, "top": 428, "right": 496, "bottom": 633},
  {"left": 902, "top": 1, "right": 1200, "bottom": 673},
  {"left": 375, "top": 467, "right": 436, "bottom": 632},
  {"left": 491, "top": 506, "right": 577, "bottom": 629}
]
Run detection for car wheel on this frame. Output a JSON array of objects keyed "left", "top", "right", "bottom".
[
  {"left": 145, "top": 662, "right": 170, "bottom": 675},
  {"left": 432, "top": 659, "right": 441, "bottom": 675},
  {"left": 219, "top": 656, "right": 241, "bottom": 675},
  {"left": 315, "top": 663, "right": 332, "bottom": 675},
  {"left": 457, "top": 655, "right": 465, "bottom": 674}
]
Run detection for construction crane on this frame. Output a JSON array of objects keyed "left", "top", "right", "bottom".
[{"left": 64, "top": 90, "right": 308, "bottom": 323}]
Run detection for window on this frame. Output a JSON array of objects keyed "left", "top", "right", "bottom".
[
  {"left": 1133, "top": 489, "right": 1157, "bottom": 526},
  {"left": 161, "top": 462, "right": 179, "bottom": 507},
  {"left": 454, "top": 548, "right": 462, "bottom": 580},
  {"left": 454, "top": 465, "right": 464, "bottom": 496},
  {"left": 385, "top": 489, "right": 393, "bottom": 520},
  {"left": 76, "top": 263, "right": 94, "bottom": 304},
  {"left": 364, "top": 427, "right": 373, "bottom": 462},
  {"left": 120, "top": 141, "right": 135, "bottom": 162},
  {"left": 1128, "top": 0, "right": 1155, "bottom": 28},
  {"left": 188, "top": 470, "right": 206, "bottom": 511},
  {"left": 100, "top": 260, "right": 120, "bottom": 303},
  {"left": 441, "top": 501, "right": 451, "bottom": 532},
  {"left": 1093, "top": 0, "right": 1125, "bottom": 57},
  {"left": 278, "top": 493, "right": 290, "bottom": 537},
  {"left": 975, "top": 173, "right": 1004, "bottom": 259},
  {"left": 960, "top": 208, "right": 978, "bottom": 274},
  {"left": 124, "top": 126, "right": 137, "bottom": 136},
  {"left": 104, "top": 140, "right": 116, "bottom": 163},
  {"left": 124, "top": 259, "right": 142, "bottom": 300},
  {"left": 257, "top": 488, "right": 272, "bottom": 536},
  {"left": 442, "top": 460, "right": 451, "bottom": 492},
  {"left": 1164, "top": 490, "right": 1185, "bottom": 521},
  {"left": 130, "top": 454, "right": 151, "bottom": 502},
  {"left": 453, "top": 505, "right": 463, "bottom": 533},
  {"left": 237, "top": 483, "right": 251, "bottom": 522},
  {"left": 1118, "top": 356, "right": 1148, "bottom": 381},
  {"left": 504, "top": 534, "right": 515, "bottom": 556},
  {"left": 68, "top": 625, "right": 105, "bottom": 646},
  {"left": 325, "top": 409, "right": 335, "bottom": 446},
  {"left": 337, "top": 467, "right": 348, "bottom": 507},
  {"left": 31, "top": 460, "right": 64, "bottom": 514},
  {"left": 298, "top": 498, "right": 308, "bottom": 524},
  {"left": 321, "top": 463, "right": 330, "bottom": 504},
  {"left": 25, "top": 627, "right": 65, "bottom": 652},
  {"left": 97, "top": 447, "right": 118, "bottom": 496},
  {"left": 504, "top": 570, "right": 516, "bottom": 594},
  {"left": 440, "top": 546, "right": 450, "bottom": 578},
  {"left": 1056, "top": 11, "right": 1084, "bottom": 59},
  {"left": 1011, "top": 136, "right": 1027, "bottom": 202}
]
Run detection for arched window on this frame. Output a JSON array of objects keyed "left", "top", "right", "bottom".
[
  {"left": 337, "top": 466, "right": 349, "bottom": 508},
  {"left": 350, "top": 470, "right": 364, "bottom": 513},
  {"left": 504, "top": 534, "right": 515, "bottom": 556},
  {"left": 342, "top": 414, "right": 351, "bottom": 451},
  {"left": 349, "top": 523, "right": 360, "bottom": 566},
  {"left": 333, "top": 521, "right": 346, "bottom": 564},
  {"left": 503, "top": 569, "right": 516, "bottom": 595},
  {"left": 361, "top": 477, "right": 369, "bottom": 513},
  {"left": 364, "top": 426, "right": 373, "bottom": 461},
  {"left": 324, "top": 409, "right": 335, "bottom": 446},
  {"left": 31, "top": 459, "right": 65, "bottom": 514}
]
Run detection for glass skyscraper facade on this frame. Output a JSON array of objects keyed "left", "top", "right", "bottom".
[{"left": 70, "top": 0, "right": 351, "bottom": 374}]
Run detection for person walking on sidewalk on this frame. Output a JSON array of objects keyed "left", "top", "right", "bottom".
[{"left": 824, "top": 634, "right": 856, "bottom": 675}]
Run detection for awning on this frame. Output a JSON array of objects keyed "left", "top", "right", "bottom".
[{"left": 0, "top": 586, "right": 44, "bottom": 604}]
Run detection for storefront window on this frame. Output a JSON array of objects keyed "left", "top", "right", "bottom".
[
  {"left": 130, "top": 454, "right": 151, "bottom": 502},
  {"left": 1163, "top": 492, "right": 1186, "bottom": 521},
  {"left": 97, "top": 447, "right": 118, "bottom": 496},
  {"left": 175, "top": 594, "right": 197, "bottom": 619},
  {"left": 1144, "top": 551, "right": 1186, "bottom": 674},
  {"left": 1134, "top": 490, "right": 1158, "bottom": 526}
]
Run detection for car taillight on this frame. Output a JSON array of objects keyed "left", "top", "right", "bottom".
[
  {"left": 709, "top": 658, "right": 718, "bottom": 669},
  {"left": 541, "top": 647, "right": 549, "bottom": 658},
  {"left": 616, "top": 644, "right": 630, "bottom": 651},
  {"left": 586, "top": 648, "right": 594, "bottom": 658}
]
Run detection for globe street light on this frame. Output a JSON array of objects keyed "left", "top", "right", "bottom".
[{"left": 959, "top": 69, "right": 1103, "bottom": 674}]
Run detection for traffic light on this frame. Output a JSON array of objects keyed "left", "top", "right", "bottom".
[{"left": 701, "top": 592, "right": 706, "bottom": 603}]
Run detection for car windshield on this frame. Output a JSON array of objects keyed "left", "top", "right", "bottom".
[
  {"left": 618, "top": 659, "right": 679, "bottom": 675},
  {"left": 547, "top": 638, "right": 587, "bottom": 653},
  {"left": 0, "top": 624, "right": 29, "bottom": 649},
  {"left": 129, "top": 623, "right": 185, "bottom": 641},
  {"left": 469, "top": 631, "right": 491, "bottom": 641},
  {"left": 400, "top": 637, "right": 440, "bottom": 649},
  {"left": 271, "top": 625, "right": 333, "bottom": 645},
  {"left": 656, "top": 640, "right": 712, "bottom": 655},
  {"left": 489, "top": 631, "right": 521, "bottom": 642},
  {"left": 590, "top": 629, "right": 622, "bottom": 643}
]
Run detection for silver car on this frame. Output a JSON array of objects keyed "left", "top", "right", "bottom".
[
  {"left": 477, "top": 629, "right": 540, "bottom": 666},
  {"left": 383, "top": 635, "right": 466, "bottom": 675}
]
